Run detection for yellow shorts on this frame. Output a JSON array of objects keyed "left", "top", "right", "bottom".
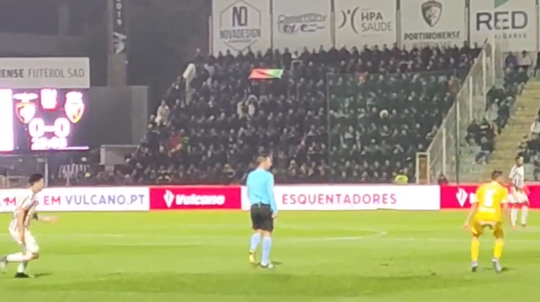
[{"left": 471, "top": 220, "right": 504, "bottom": 238}]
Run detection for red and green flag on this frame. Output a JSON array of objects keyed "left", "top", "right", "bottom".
[{"left": 248, "top": 69, "right": 283, "bottom": 80}]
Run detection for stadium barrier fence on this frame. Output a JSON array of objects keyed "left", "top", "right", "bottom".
[
  {"left": 1, "top": 184, "right": 539, "bottom": 212},
  {"left": 422, "top": 38, "right": 504, "bottom": 184}
]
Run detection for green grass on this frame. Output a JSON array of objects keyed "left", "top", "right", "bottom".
[{"left": 0, "top": 211, "right": 539, "bottom": 302}]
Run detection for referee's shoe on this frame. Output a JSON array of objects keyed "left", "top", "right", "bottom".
[
  {"left": 249, "top": 251, "right": 256, "bottom": 264},
  {"left": 15, "top": 272, "right": 34, "bottom": 278}
]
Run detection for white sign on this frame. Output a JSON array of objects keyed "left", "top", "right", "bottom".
[
  {"left": 271, "top": 0, "right": 332, "bottom": 51},
  {"left": 400, "top": 0, "right": 466, "bottom": 47},
  {"left": 335, "top": 0, "right": 396, "bottom": 47},
  {"left": 241, "top": 185, "right": 441, "bottom": 211},
  {"left": 0, "top": 58, "right": 90, "bottom": 89},
  {"left": 211, "top": 0, "right": 271, "bottom": 54},
  {"left": 470, "top": 0, "right": 536, "bottom": 52},
  {"left": 0, "top": 187, "right": 150, "bottom": 212}
]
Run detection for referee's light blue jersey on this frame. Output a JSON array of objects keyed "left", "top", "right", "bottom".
[{"left": 246, "top": 168, "right": 277, "bottom": 214}]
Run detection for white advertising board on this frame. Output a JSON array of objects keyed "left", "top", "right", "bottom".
[
  {"left": 211, "top": 0, "right": 271, "bottom": 54},
  {"left": 241, "top": 185, "right": 441, "bottom": 211},
  {"left": 400, "top": 0, "right": 466, "bottom": 47},
  {"left": 0, "top": 58, "right": 90, "bottom": 89},
  {"left": 271, "top": 0, "right": 332, "bottom": 51},
  {"left": 470, "top": 0, "right": 537, "bottom": 52},
  {"left": 335, "top": 0, "right": 397, "bottom": 48}
]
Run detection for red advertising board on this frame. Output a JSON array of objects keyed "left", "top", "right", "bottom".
[
  {"left": 149, "top": 186, "right": 241, "bottom": 210},
  {"left": 440, "top": 184, "right": 540, "bottom": 209}
]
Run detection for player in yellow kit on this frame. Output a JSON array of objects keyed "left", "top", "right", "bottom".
[{"left": 463, "top": 170, "right": 510, "bottom": 273}]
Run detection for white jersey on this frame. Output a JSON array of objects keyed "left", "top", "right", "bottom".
[
  {"left": 8, "top": 189, "right": 38, "bottom": 232},
  {"left": 509, "top": 165, "right": 525, "bottom": 189}
]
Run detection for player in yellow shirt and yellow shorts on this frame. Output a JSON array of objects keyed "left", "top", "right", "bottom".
[{"left": 463, "top": 170, "right": 510, "bottom": 273}]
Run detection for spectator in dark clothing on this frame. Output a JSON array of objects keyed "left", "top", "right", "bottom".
[
  {"left": 505, "top": 52, "right": 518, "bottom": 68},
  {"left": 466, "top": 120, "right": 481, "bottom": 145},
  {"left": 534, "top": 52, "right": 540, "bottom": 76},
  {"left": 437, "top": 173, "right": 448, "bottom": 185}
]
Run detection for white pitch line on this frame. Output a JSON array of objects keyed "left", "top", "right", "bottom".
[
  {"left": 2, "top": 230, "right": 539, "bottom": 245},
  {"left": 313, "top": 231, "right": 388, "bottom": 241},
  {"left": 0, "top": 229, "right": 390, "bottom": 245},
  {"left": 375, "top": 236, "right": 540, "bottom": 243}
]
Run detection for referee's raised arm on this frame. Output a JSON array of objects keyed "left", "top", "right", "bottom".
[{"left": 246, "top": 154, "right": 276, "bottom": 269}]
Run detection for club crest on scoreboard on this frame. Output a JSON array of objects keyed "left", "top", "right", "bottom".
[
  {"left": 13, "top": 93, "right": 38, "bottom": 124},
  {"left": 64, "top": 91, "right": 85, "bottom": 124}
]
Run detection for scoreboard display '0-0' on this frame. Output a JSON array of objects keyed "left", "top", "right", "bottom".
[{"left": 0, "top": 89, "right": 90, "bottom": 152}]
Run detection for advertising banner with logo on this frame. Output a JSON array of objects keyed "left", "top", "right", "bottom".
[
  {"left": 241, "top": 185, "right": 440, "bottom": 211},
  {"left": 470, "top": 0, "right": 536, "bottom": 52},
  {"left": 400, "top": 0, "right": 466, "bottom": 47},
  {"left": 271, "top": 0, "right": 332, "bottom": 50},
  {"left": 112, "top": 0, "right": 127, "bottom": 55},
  {"left": 211, "top": 0, "right": 271, "bottom": 55},
  {"left": 0, "top": 58, "right": 90, "bottom": 89},
  {"left": 0, "top": 187, "right": 149, "bottom": 212},
  {"left": 440, "top": 184, "right": 540, "bottom": 209},
  {"left": 334, "top": 0, "right": 396, "bottom": 47},
  {"left": 149, "top": 186, "right": 242, "bottom": 210}
]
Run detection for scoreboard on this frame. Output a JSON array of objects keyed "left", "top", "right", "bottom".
[
  {"left": 0, "top": 88, "right": 89, "bottom": 152},
  {"left": 0, "top": 57, "right": 91, "bottom": 153}
]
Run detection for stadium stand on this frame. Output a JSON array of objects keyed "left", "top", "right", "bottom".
[
  {"left": 463, "top": 68, "right": 528, "bottom": 165},
  {"left": 123, "top": 44, "right": 481, "bottom": 184}
]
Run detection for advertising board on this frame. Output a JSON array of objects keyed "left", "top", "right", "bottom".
[
  {"left": 241, "top": 185, "right": 441, "bottom": 211},
  {"left": 400, "top": 0, "right": 466, "bottom": 47},
  {"left": 149, "top": 186, "right": 242, "bottom": 210},
  {"left": 334, "top": 0, "right": 396, "bottom": 47},
  {"left": 469, "top": 0, "right": 536, "bottom": 52},
  {"left": 211, "top": 0, "right": 271, "bottom": 54},
  {"left": 0, "top": 187, "right": 150, "bottom": 212},
  {"left": 0, "top": 58, "right": 90, "bottom": 89},
  {"left": 1, "top": 184, "right": 539, "bottom": 213},
  {"left": 210, "top": 0, "right": 540, "bottom": 52},
  {"left": 440, "top": 184, "right": 540, "bottom": 209}
]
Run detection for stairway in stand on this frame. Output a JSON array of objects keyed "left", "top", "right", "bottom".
[{"left": 480, "top": 80, "right": 540, "bottom": 181}]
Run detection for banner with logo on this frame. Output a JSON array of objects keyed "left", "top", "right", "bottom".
[
  {"left": 470, "top": 0, "right": 536, "bottom": 52},
  {"left": 211, "top": 0, "right": 271, "bottom": 55},
  {"left": 0, "top": 58, "right": 90, "bottom": 89},
  {"left": 400, "top": 0, "right": 466, "bottom": 47},
  {"left": 440, "top": 184, "right": 540, "bottom": 209},
  {"left": 241, "top": 185, "right": 440, "bottom": 211},
  {"left": 334, "top": 0, "right": 396, "bottom": 47},
  {"left": 0, "top": 187, "right": 149, "bottom": 212},
  {"left": 149, "top": 186, "right": 241, "bottom": 210},
  {"left": 271, "top": 0, "right": 332, "bottom": 50},
  {"left": 112, "top": 0, "right": 127, "bottom": 55}
]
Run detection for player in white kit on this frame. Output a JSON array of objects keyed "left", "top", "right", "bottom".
[
  {"left": 0, "top": 174, "right": 57, "bottom": 278},
  {"left": 508, "top": 156, "right": 529, "bottom": 229}
]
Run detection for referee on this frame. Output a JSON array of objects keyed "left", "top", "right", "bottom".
[{"left": 246, "top": 154, "right": 277, "bottom": 269}]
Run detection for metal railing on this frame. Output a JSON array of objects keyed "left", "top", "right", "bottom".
[{"left": 421, "top": 39, "right": 504, "bottom": 183}]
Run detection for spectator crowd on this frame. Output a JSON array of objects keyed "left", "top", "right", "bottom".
[
  {"left": 3, "top": 43, "right": 533, "bottom": 187},
  {"left": 124, "top": 43, "right": 484, "bottom": 184}
]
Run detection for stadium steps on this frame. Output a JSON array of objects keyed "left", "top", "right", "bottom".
[{"left": 480, "top": 80, "right": 540, "bottom": 180}]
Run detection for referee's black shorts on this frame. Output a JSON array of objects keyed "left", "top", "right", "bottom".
[{"left": 250, "top": 204, "right": 274, "bottom": 232}]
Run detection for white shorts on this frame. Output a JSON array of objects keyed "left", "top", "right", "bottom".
[
  {"left": 509, "top": 191, "right": 529, "bottom": 204},
  {"left": 9, "top": 228, "right": 39, "bottom": 254}
]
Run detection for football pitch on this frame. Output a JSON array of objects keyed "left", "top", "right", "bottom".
[{"left": 0, "top": 211, "right": 539, "bottom": 302}]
